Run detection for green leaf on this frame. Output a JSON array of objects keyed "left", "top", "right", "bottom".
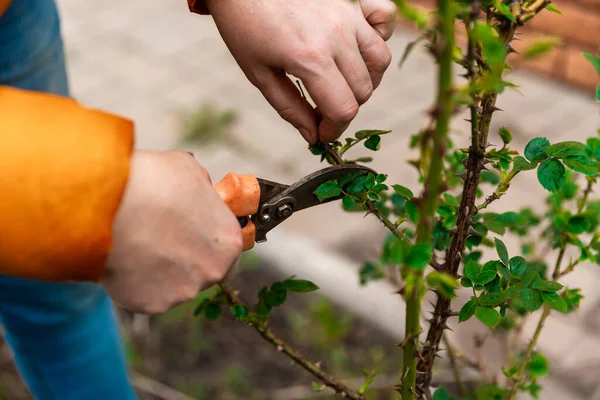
[
  {"left": 563, "top": 155, "right": 600, "bottom": 176},
  {"left": 346, "top": 175, "right": 367, "bottom": 194},
  {"left": 231, "top": 304, "right": 248, "bottom": 319},
  {"left": 193, "top": 299, "right": 210, "bottom": 316},
  {"left": 525, "top": 137, "right": 550, "bottom": 162},
  {"left": 533, "top": 280, "right": 563, "bottom": 292},
  {"left": 537, "top": 158, "right": 566, "bottom": 192},
  {"left": 381, "top": 236, "right": 406, "bottom": 264},
  {"left": 265, "top": 288, "right": 287, "bottom": 306},
  {"left": 523, "top": 271, "right": 540, "bottom": 287},
  {"left": 461, "top": 277, "right": 473, "bottom": 288},
  {"left": 568, "top": 215, "right": 592, "bottom": 234},
  {"left": 522, "top": 289, "right": 544, "bottom": 312},
  {"left": 312, "top": 382, "right": 326, "bottom": 392},
  {"left": 495, "top": 238, "right": 509, "bottom": 266},
  {"left": 542, "top": 292, "right": 568, "bottom": 312},
  {"left": 359, "top": 262, "right": 385, "bottom": 285},
  {"left": 405, "top": 243, "right": 432, "bottom": 271},
  {"left": 583, "top": 51, "right": 600, "bottom": 76},
  {"left": 282, "top": 279, "right": 319, "bottom": 292},
  {"left": 522, "top": 37, "right": 561, "bottom": 58},
  {"left": 475, "top": 306, "right": 501, "bottom": 328},
  {"left": 405, "top": 199, "right": 419, "bottom": 222},
  {"left": 376, "top": 174, "right": 387, "bottom": 183},
  {"left": 479, "top": 292, "right": 508, "bottom": 307},
  {"left": 399, "top": 35, "right": 427, "bottom": 68},
  {"left": 204, "top": 302, "right": 221, "bottom": 320},
  {"left": 506, "top": 285, "right": 523, "bottom": 299},
  {"left": 528, "top": 353, "right": 549, "bottom": 377},
  {"left": 475, "top": 270, "right": 497, "bottom": 285},
  {"left": 432, "top": 387, "right": 451, "bottom": 400},
  {"left": 465, "top": 260, "right": 481, "bottom": 281},
  {"left": 392, "top": 184, "right": 414, "bottom": 199},
  {"left": 443, "top": 193, "right": 460, "bottom": 207},
  {"left": 513, "top": 156, "right": 537, "bottom": 171},
  {"left": 371, "top": 183, "right": 388, "bottom": 193},
  {"left": 364, "top": 135, "right": 381, "bottom": 151},
  {"left": 459, "top": 299, "right": 477, "bottom": 322},
  {"left": 314, "top": 180, "right": 342, "bottom": 202},
  {"left": 339, "top": 170, "right": 368, "bottom": 187},
  {"left": 426, "top": 271, "right": 458, "bottom": 299},
  {"left": 545, "top": 141, "right": 585, "bottom": 158},
  {"left": 498, "top": 127, "right": 513, "bottom": 144},
  {"left": 365, "top": 173, "right": 375, "bottom": 190},
  {"left": 509, "top": 256, "right": 527, "bottom": 276},
  {"left": 473, "top": 22, "right": 505, "bottom": 70},
  {"left": 545, "top": 4, "right": 562, "bottom": 14},
  {"left": 493, "top": 0, "right": 515, "bottom": 22},
  {"left": 355, "top": 129, "right": 391, "bottom": 140}
]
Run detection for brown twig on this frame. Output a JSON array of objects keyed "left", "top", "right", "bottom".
[
  {"left": 218, "top": 283, "right": 365, "bottom": 400},
  {"left": 442, "top": 334, "right": 468, "bottom": 397}
]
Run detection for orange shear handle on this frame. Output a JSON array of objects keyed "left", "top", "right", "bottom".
[{"left": 213, "top": 172, "right": 260, "bottom": 251}]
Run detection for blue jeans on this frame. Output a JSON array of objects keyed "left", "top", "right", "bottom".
[{"left": 0, "top": 1, "right": 136, "bottom": 399}]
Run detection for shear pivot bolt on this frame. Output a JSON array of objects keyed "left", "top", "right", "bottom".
[
  {"left": 277, "top": 204, "right": 292, "bottom": 218},
  {"left": 260, "top": 214, "right": 271, "bottom": 223}
]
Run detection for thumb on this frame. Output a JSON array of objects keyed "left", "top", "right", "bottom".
[
  {"left": 360, "top": 0, "right": 398, "bottom": 41},
  {"left": 252, "top": 68, "right": 319, "bottom": 144}
]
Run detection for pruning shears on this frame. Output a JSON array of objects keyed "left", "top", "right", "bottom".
[{"left": 213, "top": 164, "right": 376, "bottom": 250}]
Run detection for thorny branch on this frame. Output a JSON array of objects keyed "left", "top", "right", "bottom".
[
  {"left": 416, "top": 1, "right": 551, "bottom": 395},
  {"left": 218, "top": 284, "right": 365, "bottom": 400}
]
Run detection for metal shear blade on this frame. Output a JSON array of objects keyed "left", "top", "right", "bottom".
[{"left": 251, "top": 164, "right": 376, "bottom": 243}]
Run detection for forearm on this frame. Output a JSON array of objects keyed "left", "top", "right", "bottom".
[{"left": 0, "top": 86, "right": 134, "bottom": 282}]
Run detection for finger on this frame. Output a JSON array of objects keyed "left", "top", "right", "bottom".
[
  {"left": 297, "top": 62, "right": 359, "bottom": 143},
  {"left": 334, "top": 42, "right": 373, "bottom": 106},
  {"left": 356, "top": 25, "right": 393, "bottom": 90},
  {"left": 361, "top": 0, "right": 397, "bottom": 41},
  {"left": 252, "top": 68, "right": 319, "bottom": 144}
]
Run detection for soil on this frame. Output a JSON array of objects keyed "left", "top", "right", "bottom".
[{"left": 0, "top": 257, "right": 402, "bottom": 400}]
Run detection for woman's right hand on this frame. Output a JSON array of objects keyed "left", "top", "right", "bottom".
[{"left": 101, "top": 149, "right": 243, "bottom": 314}]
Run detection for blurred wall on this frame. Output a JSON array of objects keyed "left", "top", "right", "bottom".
[{"left": 399, "top": 0, "right": 600, "bottom": 93}]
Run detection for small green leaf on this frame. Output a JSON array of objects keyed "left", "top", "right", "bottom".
[
  {"left": 459, "top": 299, "right": 477, "bottom": 322},
  {"left": 461, "top": 277, "right": 473, "bottom": 288},
  {"left": 405, "top": 243, "right": 432, "bottom": 271},
  {"left": 193, "top": 299, "right": 210, "bottom": 316},
  {"left": 563, "top": 155, "right": 600, "bottom": 176},
  {"left": 506, "top": 286, "right": 523, "bottom": 299},
  {"left": 381, "top": 236, "right": 406, "bottom": 265},
  {"left": 376, "top": 174, "right": 387, "bottom": 183},
  {"left": 513, "top": 156, "right": 537, "bottom": 171},
  {"left": 312, "top": 382, "right": 326, "bottom": 392},
  {"left": 265, "top": 288, "right": 287, "bottom": 306},
  {"left": 545, "top": 141, "right": 585, "bottom": 158},
  {"left": 367, "top": 192, "right": 379, "bottom": 201},
  {"left": 568, "top": 215, "right": 591, "bottom": 234},
  {"left": 528, "top": 353, "right": 549, "bottom": 377},
  {"left": 475, "top": 270, "right": 497, "bottom": 285},
  {"left": 354, "top": 129, "right": 391, "bottom": 140},
  {"left": 493, "top": 0, "right": 515, "bottom": 22},
  {"left": 346, "top": 175, "right": 367, "bottom": 194},
  {"left": 525, "top": 137, "right": 551, "bottom": 162},
  {"left": 465, "top": 260, "right": 481, "bottom": 281},
  {"left": 231, "top": 304, "right": 248, "bottom": 319},
  {"left": 542, "top": 292, "right": 568, "bottom": 312},
  {"left": 495, "top": 238, "right": 509, "bottom": 265},
  {"left": 537, "top": 158, "right": 566, "bottom": 192},
  {"left": 523, "top": 271, "right": 540, "bottom": 287},
  {"left": 339, "top": 170, "right": 368, "bottom": 187},
  {"left": 583, "top": 51, "right": 600, "bottom": 76},
  {"left": 359, "top": 262, "right": 385, "bottom": 285},
  {"left": 522, "top": 289, "right": 544, "bottom": 312},
  {"left": 426, "top": 271, "right": 458, "bottom": 299},
  {"left": 522, "top": 36, "right": 561, "bottom": 58},
  {"left": 498, "top": 127, "right": 513, "bottom": 144},
  {"left": 479, "top": 292, "right": 508, "bottom": 307},
  {"left": 314, "top": 180, "right": 342, "bottom": 202},
  {"left": 473, "top": 22, "right": 505, "bottom": 70},
  {"left": 392, "top": 184, "right": 414, "bottom": 199},
  {"left": 364, "top": 135, "right": 381, "bottom": 151},
  {"left": 282, "top": 279, "right": 319, "bottom": 293},
  {"left": 443, "top": 193, "right": 460, "bottom": 207},
  {"left": 545, "top": 4, "right": 562, "bottom": 14},
  {"left": 371, "top": 183, "right": 388, "bottom": 193},
  {"left": 475, "top": 306, "right": 501, "bottom": 328},
  {"left": 365, "top": 174, "right": 375, "bottom": 190},
  {"left": 432, "top": 387, "right": 451, "bottom": 400},
  {"left": 533, "top": 280, "right": 563, "bottom": 292},
  {"left": 204, "top": 302, "right": 221, "bottom": 320},
  {"left": 405, "top": 199, "right": 419, "bottom": 222},
  {"left": 509, "top": 256, "right": 527, "bottom": 276}
]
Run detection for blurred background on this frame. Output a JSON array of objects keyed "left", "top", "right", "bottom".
[{"left": 0, "top": 0, "right": 599, "bottom": 399}]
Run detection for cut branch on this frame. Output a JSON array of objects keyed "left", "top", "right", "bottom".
[{"left": 219, "top": 284, "right": 365, "bottom": 400}]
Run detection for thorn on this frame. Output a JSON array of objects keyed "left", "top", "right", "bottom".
[
  {"left": 467, "top": 227, "right": 479, "bottom": 236},
  {"left": 435, "top": 353, "right": 443, "bottom": 359},
  {"left": 491, "top": 105, "right": 503, "bottom": 112},
  {"left": 486, "top": 142, "right": 497, "bottom": 148},
  {"left": 429, "top": 301, "right": 436, "bottom": 309},
  {"left": 464, "top": 118, "right": 472, "bottom": 123},
  {"left": 458, "top": 171, "right": 468, "bottom": 181},
  {"left": 460, "top": 158, "right": 469, "bottom": 167},
  {"left": 482, "top": 158, "right": 492, "bottom": 165},
  {"left": 448, "top": 226, "right": 458, "bottom": 234},
  {"left": 507, "top": 44, "right": 519, "bottom": 54}
]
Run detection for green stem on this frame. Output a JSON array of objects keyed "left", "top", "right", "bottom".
[
  {"left": 477, "top": 169, "right": 519, "bottom": 210},
  {"left": 401, "top": 2, "right": 455, "bottom": 398}
]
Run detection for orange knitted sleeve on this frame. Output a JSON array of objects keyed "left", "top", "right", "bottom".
[{"left": 0, "top": 86, "right": 134, "bottom": 282}]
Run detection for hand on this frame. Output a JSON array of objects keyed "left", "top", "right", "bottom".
[
  {"left": 101, "top": 150, "right": 243, "bottom": 314},
  {"left": 206, "top": 0, "right": 396, "bottom": 144}
]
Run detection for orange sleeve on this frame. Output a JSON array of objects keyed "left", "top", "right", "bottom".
[{"left": 0, "top": 86, "right": 134, "bottom": 282}]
